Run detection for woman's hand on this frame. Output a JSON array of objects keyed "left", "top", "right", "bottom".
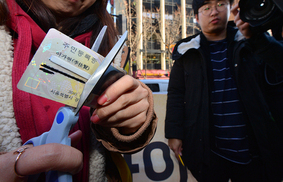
[
  {"left": 90, "top": 75, "right": 150, "bottom": 134},
  {"left": 0, "top": 130, "right": 83, "bottom": 182},
  {"left": 231, "top": 4, "right": 253, "bottom": 39}
]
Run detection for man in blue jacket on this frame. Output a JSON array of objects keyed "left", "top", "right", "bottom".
[{"left": 165, "top": 0, "right": 283, "bottom": 181}]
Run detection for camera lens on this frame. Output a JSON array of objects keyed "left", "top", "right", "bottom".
[
  {"left": 239, "top": 0, "right": 283, "bottom": 33},
  {"left": 254, "top": 1, "right": 269, "bottom": 12},
  {"left": 247, "top": 0, "right": 275, "bottom": 20}
]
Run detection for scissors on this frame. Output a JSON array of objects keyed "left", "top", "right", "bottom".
[{"left": 24, "top": 26, "right": 128, "bottom": 182}]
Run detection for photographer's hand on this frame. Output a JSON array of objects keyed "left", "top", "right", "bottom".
[{"left": 231, "top": 4, "right": 253, "bottom": 39}]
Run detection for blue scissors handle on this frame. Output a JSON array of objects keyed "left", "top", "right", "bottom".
[{"left": 24, "top": 107, "right": 79, "bottom": 182}]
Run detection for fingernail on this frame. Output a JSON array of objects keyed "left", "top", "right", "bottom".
[
  {"left": 91, "top": 114, "right": 100, "bottom": 123},
  {"left": 98, "top": 94, "right": 108, "bottom": 105}
]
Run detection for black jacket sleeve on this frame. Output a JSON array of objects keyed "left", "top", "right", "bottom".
[
  {"left": 247, "top": 33, "right": 283, "bottom": 75},
  {"left": 165, "top": 58, "right": 186, "bottom": 140}
]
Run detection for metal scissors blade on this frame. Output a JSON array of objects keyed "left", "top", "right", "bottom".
[
  {"left": 91, "top": 25, "right": 107, "bottom": 52},
  {"left": 74, "top": 31, "right": 128, "bottom": 115}
]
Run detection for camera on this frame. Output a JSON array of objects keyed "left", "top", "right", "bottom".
[{"left": 239, "top": 0, "right": 283, "bottom": 35}]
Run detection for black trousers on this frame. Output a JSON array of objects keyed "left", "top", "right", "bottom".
[{"left": 191, "top": 151, "right": 270, "bottom": 182}]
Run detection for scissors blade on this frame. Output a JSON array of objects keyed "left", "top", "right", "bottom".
[
  {"left": 74, "top": 31, "right": 128, "bottom": 115},
  {"left": 91, "top": 26, "right": 107, "bottom": 52}
]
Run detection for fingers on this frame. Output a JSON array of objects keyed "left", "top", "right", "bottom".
[
  {"left": 168, "top": 139, "right": 183, "bottom": 161},
  {"left": 97, "top": 75, "right": 141, "bottom": 106},
  {"left": 231, "top": 3, "right": 239, "bottom": 17},
  {"left": 15, "top": 144, "right": 83, "bottom": 176},
  {"left": 231, "top": 3, "right": 241, "bottom": 25},
  {"left": 0, "top": 144, "right": 83, "bottom": 182},
  {"left": 231, "top": 3, "right": 252, "bottom": 39},
  {"left": 93, "top": 88, "right": 148, "bottom": 123},
  {"left": 69, "top": 130, "right": 82, "bottom": 147},
  {"left": 94, "top": 99, "right": 148, "bottom": 134},
  {"left": 91, "top": 75, "right": 150, "bottom": 134},
  {"left": 234, "top": 18, "right": 252, "bottom": 39}
]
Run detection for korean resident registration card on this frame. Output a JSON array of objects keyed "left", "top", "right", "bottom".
[{"left": 17, "top": 28, "right": 104, "bottom": 107}]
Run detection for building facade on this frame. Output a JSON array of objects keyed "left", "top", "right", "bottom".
[{"left": 114, "top": 0, "right": 199, "bottom": 73}]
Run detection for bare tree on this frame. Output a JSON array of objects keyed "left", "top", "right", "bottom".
[
  {"left": 155, "top": 6, "right": 182, "bottom": 71},
  {"left": 123, "top": 0, "right": 158, "bottom": 78},
  {"left": 122, "top": 0, "right": 139, "bottom": 76},
  {"left": 123, "top": 0, "right": 151, "bottom": 78},
  {"left": 141, "top": 10, "right": 158, "bottom": 78},
  {"left": 154, "top": 6, "right": 201, "bottom": 71},
  {"left": 121, "top": 0, "right": 201, "bottom": 74},
  {"left": 186, "top": 9, "right": 201, "bottom": 36}
]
